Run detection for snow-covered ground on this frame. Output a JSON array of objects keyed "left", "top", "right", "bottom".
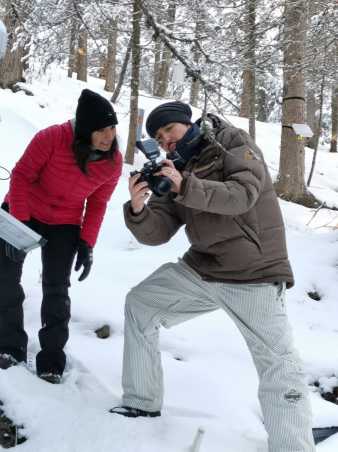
[{"left": 1, "top": 72, "right": 338, "bottom": 451}]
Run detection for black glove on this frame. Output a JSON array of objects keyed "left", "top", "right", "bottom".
[
  {"left": 5, "top": 242, "right": 26, "bottom": 262},
  {"left": 1, "top": 202, "right": 9, "bottom": 212},
  {"left": 74, "top": 239, "right": 93, "bottom": 282}
]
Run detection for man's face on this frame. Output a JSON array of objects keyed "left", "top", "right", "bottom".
[
  {"left": 91, "top": 125, "right": 116, "bottom": 151},
  {"left": 155, "top": 122, "right": 190, "bottom": 153}
]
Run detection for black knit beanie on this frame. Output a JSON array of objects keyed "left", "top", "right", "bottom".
[
  {"left": 146, "top": 101, "right": 192, "bottom": 138},
  {"left": 75, "top": 89, "right": 118, "bottom": 143}
]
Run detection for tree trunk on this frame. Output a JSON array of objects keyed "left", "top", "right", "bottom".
[
  {"left": 330, "top": 39, "right": 338, "bottom": 153},
  {"left": 275, "top": 0, "right": 310, "bottom": 203},
  {"left": 190, "top": 76, "right": 200, "bottom": 107},
  {"left": 76, "top": 28, "right": 87, "bottom": 82},
  {"left": 239, "top": 0, "right": 256, "bottom": 141},
  {"left": 190, "top": 13, "right": 203, "bottom": 107},
  {"left": 306, "top": 89, "right": 318, "bottom": 149},
  {"left": 111, "top": 37, "right": 132, "bottom": 104},
  {"left": 190, "top": 76, "right": 200, "bottom": 108},
  {"left": 330, "top": 83, "right": 338, "bottom": 153},
  {"left": 307, "top": 74, "right": 325, "bottom": 186},
  {"left": 153, "top": 1, "right": 176, "bottom": 98},
  {"left": 125, "top": 0, "right": 142, "bottom": 165},
  {"left": 0, "top": 3, "right": 26, "bottom": 88},
  {"left": 67, "top": 17, "right": 78, "bottom": 78},
  {"left": 152, "top": 36, "right": 161, "bottom": 96},
  {"left": 256, "top": 85, "right": 268, "bottom": 122},
  {"left": 156, "top": 44, "right": 171, "bottom": 98},
  {"left": 99, "top": 53, "right": 107, "bottom": 79},
  {"left": 104, "top": 18, "right": 118, "bottom": 92}
]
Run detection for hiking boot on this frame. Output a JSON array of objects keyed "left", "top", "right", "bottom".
[
  {"left": 38, "top": 372, "right": 62, "bottom": 384},
  {"left": 109, "top": 406, "right": 161, "bottom": 418},
  {"left": 0, "top": 354, "right": 18, "bottom": 370}
]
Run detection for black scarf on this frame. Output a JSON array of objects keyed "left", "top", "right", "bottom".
[{"left": 167, "top": 123, "right": 202, "bottom": 170}]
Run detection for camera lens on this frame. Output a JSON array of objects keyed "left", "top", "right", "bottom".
[{"left": 152, "top": 176, "right": 172, "bottom": 196}]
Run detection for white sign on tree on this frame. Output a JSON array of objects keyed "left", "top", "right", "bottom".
[{"left": 292, "top": 123, "right": 314, "bottom": 138}]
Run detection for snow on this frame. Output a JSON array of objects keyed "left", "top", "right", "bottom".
[{"left": 1, "top": 72, "right": 338, "bottom": 451}]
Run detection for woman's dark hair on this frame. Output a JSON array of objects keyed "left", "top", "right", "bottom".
[{"left": 72, "top": 136, "right": 118, "bottom": 174}]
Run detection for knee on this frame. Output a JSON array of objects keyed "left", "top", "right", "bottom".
[
  {"left": 124, "top": 289, "right": 156, "bottom": 333},
  {"left": 125, "top": 289, "right": 140, "bottom": 318},
  {"left": 41, "top": 284, "right": 70, "bottom": 318},
  {"left": 0, "top": 283, "right": 24, "bottom": 308},
  {"left": 42, "top": 283, "right": 68, "bottom": 297}
]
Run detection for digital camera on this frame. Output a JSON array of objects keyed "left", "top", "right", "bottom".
[{"left": 130, "top": 139, "right": 172, "bottom": 197}]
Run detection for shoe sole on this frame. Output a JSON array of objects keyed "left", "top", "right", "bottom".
[
  {"left": 38, "top": 374, "right": 62, "bottom": 384},
  {"left": 109, "top": 407, "right": 161, "bottom": 418}
]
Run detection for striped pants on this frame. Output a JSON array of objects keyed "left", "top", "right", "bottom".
[{"left": 121, "top": 260, "right": 315, "bottom": 452}]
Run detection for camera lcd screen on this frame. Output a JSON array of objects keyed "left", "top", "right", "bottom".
[{"left": 136, "top": 139, "right": 160, "bottom": 160}]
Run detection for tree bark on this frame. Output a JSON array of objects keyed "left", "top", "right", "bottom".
[
  {"left": 125, "top": 0, "right": 142, "bottom": 165},
  {"left": 329, "top": 37, "right": 338, "bottom": 153},
  {"left": 256, "top": 85, "right": 266, "bottom": 122},
  {"left": 330, "top": 83, "right": 338, "bottom": 153},
  {"left": 239, "top": 0, "right": 256, "bottom": 141},
  {"left": 76, "top": 28, "right": 87, "bottom": 82},
  {"left": 152, "top": 36, "right": 161, "bottom": 96},
  {"left": 111, "top": 37, "right": 132, "bottom": 104},
  {"left": 190, "top": 75, "right": 200, "bottom": 108},
  {"left": 104, "top": 18, "right": 118, "bottom": 92},
  {"left": 307, "top": 74, "right": 325, "bottom": 186},
  {"left": 153, "top": 1, "right": 176, "bottom": 98},
  {"left": 306, "top": 89, "right": 318, "bottom": 149},
  {"left": 190, "top": 12, "right": 203, "bottom": 107},
  {"left": 275, "top": 0, "right": 310, "bottom": 203},
  {"left": 99, "top": 52, "right": 107, "bottom": 80},
  {"left": 67, "top": 17, "right": 78, "bottom": 78},
  {"left": 0, "top": 3, "right": 26, "bottom": 88}
]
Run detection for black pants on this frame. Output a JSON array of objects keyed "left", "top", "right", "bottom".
[{"left": 0, "top": 217, "right": 80, "bottom": 375}]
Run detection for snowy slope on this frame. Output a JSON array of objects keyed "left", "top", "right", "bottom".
[{"left": 1, "top": 73, "right": 338, "bottom": 451}]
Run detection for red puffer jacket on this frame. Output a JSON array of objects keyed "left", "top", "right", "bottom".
[{"left": 5, "top": 121, "right": 122, "bottom": 247}]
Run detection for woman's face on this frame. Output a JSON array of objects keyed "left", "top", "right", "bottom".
[{"left": 91, "top": 125, "right": 116, "bottom": 151}]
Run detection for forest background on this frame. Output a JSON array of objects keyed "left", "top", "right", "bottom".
[{"left": 0, "top": 0, "right": 337, "bottom": 208}]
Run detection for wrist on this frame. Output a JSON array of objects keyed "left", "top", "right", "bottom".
[
  {"left": 130, "top": 200, "right": 145, "bottom": 215},
  {"left": 131, "top": 205, "right": 144, "bottom": 216}
]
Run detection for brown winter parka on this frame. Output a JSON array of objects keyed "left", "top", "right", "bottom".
[{"left": 124, "top": 114, "right": 294, "bottom": 287}]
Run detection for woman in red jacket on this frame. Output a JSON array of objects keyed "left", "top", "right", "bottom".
[{"left": 0, "top": 89, "right": 122, "bottom": 383}]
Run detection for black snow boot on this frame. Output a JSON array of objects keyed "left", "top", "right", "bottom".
[
  {"left": 109, "top": 406, "right": 161, "bottom": 418},
  {"left": 38, "top": 372, "right": 62, "bottom": 384},
  {"left": 0, "top": 354, "right": 18, "bottom": 370}
]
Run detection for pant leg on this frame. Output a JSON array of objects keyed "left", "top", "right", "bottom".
[
  {"left": 122, "top": 260, "right": 219, "bottom": 412},
  {"left": 36, "top": 223, "right": 80, "bottom": 376},
  {"left": 215, "top": 282, "right": 315, "bottom": 452},
  {"left": 0, "top": 237, "right": 27, "bottom": 362}
]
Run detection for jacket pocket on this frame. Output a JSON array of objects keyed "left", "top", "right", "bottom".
[
  {"left": 233, "top": 216, "right": 262, "bottom": 253},
  {"left": 192, "top": 155, "right": 224, "bottom": 179}
]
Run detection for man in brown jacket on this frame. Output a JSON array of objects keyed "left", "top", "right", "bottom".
[{"left": 110, "top": 101, "right": 315, "bottom": 452}]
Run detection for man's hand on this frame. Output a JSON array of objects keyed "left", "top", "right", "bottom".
[
  {"left": 129, "top": 173, "right": 150, "bottom": 214},
  {"left": 75, "top": 240, "right": 93, "bottom": 281},
  {"left": 158, "top": 159, "right": 183, "bottom": 194}
]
